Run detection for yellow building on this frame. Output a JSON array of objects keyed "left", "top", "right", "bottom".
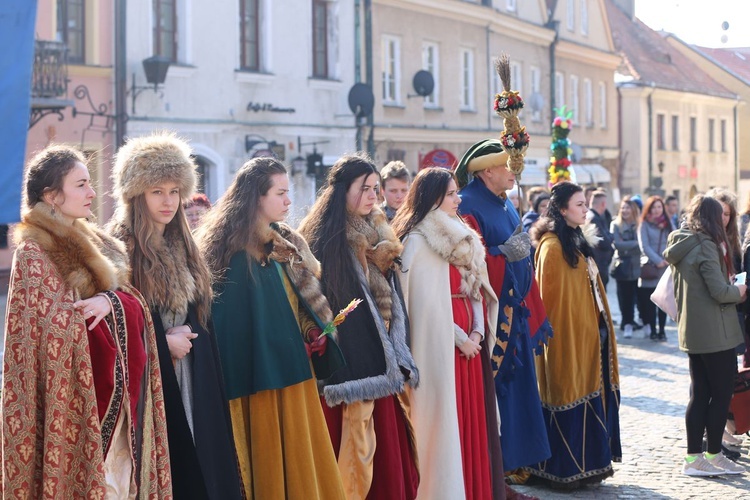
[
  {"left": 607, "top": 0, "right": 739, "bottom": 204},
  {"left": 366, "top": 0, "right": 620, "bottom": 189},
  {"left": 665, "top": 39, "right": 749, "bottom": 204}
]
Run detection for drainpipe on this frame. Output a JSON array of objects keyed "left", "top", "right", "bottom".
[
  {"left": 355, "top": 0, "right": 362, "bottom": 151},
  {"left": 646, "top": 83, "right": 655, "bottom": 194},
  {"left": 486, "top": 24, "right": 492, "bottom": 132},
  {"left": 114, "top": 0, "right": 127, "bottom": 148},
  {"left": 548, "top": 21, "right": 559, "bottom": 123},
  {"left": 734, "top": 96, "right": 740, "bottom": 193},
  {"left": 365, "top": 0, "right": 374, "bottom": 157},
  {"left": 616, "top": 84, "right": 622, "bottom": 191}
]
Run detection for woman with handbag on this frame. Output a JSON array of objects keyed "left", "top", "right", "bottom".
[
  {"left": 664, "top": 195, "right": 746, "bottom": 476},
  {"left": 611, "top": 196, "right": 642, "bottom": 338},
  {"left": 638, "top": 196, "right": 674, "bottom": 341}
]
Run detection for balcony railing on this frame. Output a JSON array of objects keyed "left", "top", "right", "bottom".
[{"left": 32, "top": 40, "right": 68, "bottom": 99}]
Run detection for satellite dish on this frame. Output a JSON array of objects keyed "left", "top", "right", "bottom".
[
  {"left": 412, "top": 70, "right": 434, "bottom": 97},
  {"left": 348, "top": 83, "right": 375, "bottom": 118},
  {"left": 528, "top": 92, "right": 545, "bottom": 113}
]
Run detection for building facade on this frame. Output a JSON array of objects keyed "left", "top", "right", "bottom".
[
  {"left": 607, "top": 0, "right": 739, "bottom": 204},
  {"left": 126, "top": 0, "right": 357, "bottom": 224},
  {"left": 367, "top": 0, "right": 619, "bottom": 191}
]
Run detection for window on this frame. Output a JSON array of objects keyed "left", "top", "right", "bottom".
[
  {"left": 240, "top": 0, "right": 259, "bottom": 70},
  {"left": 530, "top": 66, "right": 542, "bottom": 122},
  {"left": 656, "top": 114, "right": 666, "bottom": 150},
  {"left": 567, "top": 0, "right": 575, "bottom": 31},
  {"left": 583, "top": 78, "right": 593, "bottom": 126},
  {"left": 422, "top": 43, "right": 439, "bottom": 107},
  {"left": 154, "top": 0, "right": 177, "bottom": 61},
  {"left": 382, "top": 36, "right": 400, "bottom": 103},
  {"left": 581, "top": 0, "right": 588, "bottom": 35},
  {"left": 598, "top": 81, "right": 607, "bottom": 128},
  {"left": 506, "top": 0, "right": 517, "bottom": 12},
  {"left": 569, "top": 75, "right": 579, "bottom": 123},
  {"left": 57, "top": 0, "right": 85, "bottom": 64},
  {"left": 690, "top": 117, "right": 697, "bottom": 151},
  {"left": 460, "top": 49, "right": 475, "bottom": 110},
  {"left": 510, "top": 62, "right": 523, "bottom": 99},
  {"left": 555, "top": 72, "right": 565, "bottom": 110},
  {"left": 721, "top": 119, "right": 727, "bottom": 152},
  {"left": 671, "top": 115, "right": 679, "bottom": 151},
  {"left": 708, "top": 118, "right": 715, "bottom": 152},
  {"left": 312, "top": 0, "right": 328, "bottom": 78}
]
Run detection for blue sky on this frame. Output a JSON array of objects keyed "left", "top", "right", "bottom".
[{"left": 635, "top": 0, "right": 750, "bottom": 48}]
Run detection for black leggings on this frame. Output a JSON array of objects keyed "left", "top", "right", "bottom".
[
  {"left": 686, "top": 349, "right": 737, "bottom": 454},
  {"left": 616, "top": 279, "right": 638, "bottom": 327},
  {"left": 638, "top": 286, "right": 666, "bottom": 333}
]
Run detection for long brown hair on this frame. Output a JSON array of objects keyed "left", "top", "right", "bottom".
[
  {"left": 129, "top": 194, "right": 213, "bottom": 328},
  {"left": 706, "top": 187, "right": 740, "bottom": 272},
  {"left": 686, "top": 195, "right": 731, "bottom": 272},
  {"left": 298, "top": 153, "right": 379, "bottom": 310},
  {"left": 392, "top": 168, "right": 457, "bottom": 239},
  {"left": 195, "top": 157, "right": 288, "bottom": 280}
]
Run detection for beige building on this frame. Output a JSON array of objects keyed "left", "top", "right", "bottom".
[
  {"left": 607, "top": 0, "right": 739, "bottom": 204},
  {"left": 665, "top": 39, "right": 749, "bottom": 203},
  {"left": 368, "top": 0, "right": 620, "bottom": 189}
]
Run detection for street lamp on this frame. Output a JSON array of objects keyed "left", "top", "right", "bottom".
[
  {"left": 130, "top": 56, "right": 171, "bottom": 115},
  {"left": 290, "top": 156, "right": 306, "bottom": 176}
]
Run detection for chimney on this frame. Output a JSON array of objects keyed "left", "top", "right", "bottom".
[{"left": 612, "top": 0, "right": 635, "bottom": 21}]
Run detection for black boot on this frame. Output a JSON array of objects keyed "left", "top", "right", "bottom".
[{"left": 658, "top": 330, "right": 667, "bottom": 342}]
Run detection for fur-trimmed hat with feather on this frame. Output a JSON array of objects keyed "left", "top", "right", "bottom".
[{"left": 112, "top": 131, "right": 197, "bottom": 207}]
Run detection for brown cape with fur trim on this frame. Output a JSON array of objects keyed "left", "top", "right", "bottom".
[
  {"left": 107, "top": 221, "right": 243, "bottom": 499},
  {"left": 1, "top": 204, "right": 171, "bottom": 498}
]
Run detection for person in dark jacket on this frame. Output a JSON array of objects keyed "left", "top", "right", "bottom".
[
  {"left": 587, "top": 190, "right": 614, "bottom": 289},
  {"left": 610, "top": 196, "right": 641, "bottom": 338}
]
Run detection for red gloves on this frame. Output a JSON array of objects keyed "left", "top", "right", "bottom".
[{"left": 305, "top": 327, "right": 328, "bottom": 357}]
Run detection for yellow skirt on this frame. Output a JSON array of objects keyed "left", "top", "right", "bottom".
[{"left": 230, "top": 378, "right": 346, "bottom": 500}]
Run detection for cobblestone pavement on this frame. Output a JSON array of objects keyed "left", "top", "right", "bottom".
[{"left": 514, "top": 283, "right": 750, "bottom": 499}]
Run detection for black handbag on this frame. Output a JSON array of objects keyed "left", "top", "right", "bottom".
[{"left": 640, "top": 260, "right": 660, "bottom": 280}]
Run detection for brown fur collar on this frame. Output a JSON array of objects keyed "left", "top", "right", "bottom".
[
  {"left": 250, "top": 223, "right": 336, "bottom": 337},
  {"left": 109, "top": 221, "right": 210, "bottom": 320},
  {"left": 346, "top": 206, "right": 403, "bottom": 322},
  {"left": 14, "top": 204, "right": 129, "bottom": 299},
  {"left": 413, "top": 209, "right": 485, "bottom": 301}
]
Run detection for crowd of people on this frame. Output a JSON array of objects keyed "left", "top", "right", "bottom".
[{"left": 0, "top": 130, "right": 744, "bottom": 498}]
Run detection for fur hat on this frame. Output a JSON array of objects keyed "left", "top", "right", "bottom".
[
  {"left": 112, "top": 132, "right": 197, "bottom": 204},
  {"left": 455, "top": 139, "right": 509, "bottom": 189}
]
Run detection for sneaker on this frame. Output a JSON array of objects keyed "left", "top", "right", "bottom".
[
  {"left": 682, "top": 455, "right": 725, "bottom": 476},
  {"left": 724, "top": 429, "right": 743, "bottom": 447},
  {"left": 643, "top": 325, "right": 656, "bottom": 339},
  {"left": 706, "top": 453, "right": 745, "bottom": 475},
  {"left": 623, "top": 324, "right": 633, "bottom": 339}
]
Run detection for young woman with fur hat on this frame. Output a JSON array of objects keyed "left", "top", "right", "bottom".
[
  {"left": 299, "top": 154, "right": 420, "bottom": 500},
  {"left": 528, "top": 181, "right": 621, "bottom": 488},
  {"left": 195, "top": 157, "right": 346, "bottom": 499},
  {"left": 393, "top": 168, "right": 503, "bottom": 499},
  {"left": 108, "top": 132, "right": 242, "bottom": 499},
  {"left": 1, "top": 145, "right": 171, "bottom": 498}
]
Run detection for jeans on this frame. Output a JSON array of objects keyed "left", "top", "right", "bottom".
[
  {"left": 615, "top": 279, "right": 638, "bottom": 328},
  {"left": 638, "top": 286, "right": 666, "bottom": 334}
]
